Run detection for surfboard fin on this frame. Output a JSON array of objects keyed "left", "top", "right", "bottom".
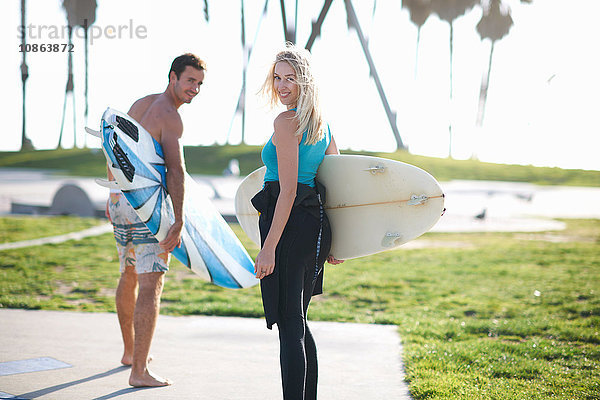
[
  {"left": 95, "top": 178, "right": 119, "bottom": 189},
  {"left": 365, "top": 165, "right": 386, "bottom": 174},
  {"left": 382, "top": 232, "right": 402, "bottom": 247},
  {"left": 85, "top": 127, "right": 102, "bottom": 138},
  {"left": 407, "top": 195, "right": 429, "bottom": 206}
]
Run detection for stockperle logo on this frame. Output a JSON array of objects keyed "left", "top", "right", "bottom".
[{"left": 17, "top": 19, "right": 147, "bottom": 45}]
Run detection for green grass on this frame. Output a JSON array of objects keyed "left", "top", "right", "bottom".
[
  {"left": 1, "top": 146, "right": 599, "bottom": 187},
  {"left": 0, "top": 215, "right": 104, "bottom": 243},
  {"left": 0, "top": 216, "right": 598, "bottom": 398}
]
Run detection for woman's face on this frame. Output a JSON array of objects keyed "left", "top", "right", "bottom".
[{"left": 273, "top": 61, "right": 299, "bottom": 109}]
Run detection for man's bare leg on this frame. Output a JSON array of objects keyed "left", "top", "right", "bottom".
[
  {"left": 116, "top": 265, "right": 137, "bottom": 366},
  {"left": 129, "top": 271, "right": 171, "bottom": 387}
]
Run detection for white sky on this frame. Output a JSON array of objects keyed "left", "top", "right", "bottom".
[{"left": 2, "top": 0, "right": 600, "bottom": 171}]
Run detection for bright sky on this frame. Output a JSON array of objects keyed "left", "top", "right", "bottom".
[{"left": 2, "top": 0, "right": 599, "bottom": 171}]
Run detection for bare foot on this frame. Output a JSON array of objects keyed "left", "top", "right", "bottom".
[
  {"left": 121, "top": 354, "right": 153, "bottom": 366},
  {"left": 129, "top": 368, "right": 172, "bottom": 387}
]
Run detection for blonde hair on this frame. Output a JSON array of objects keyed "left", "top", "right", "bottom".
[{"left": 261, "top": 43, "right": 325, "bottom": 145}]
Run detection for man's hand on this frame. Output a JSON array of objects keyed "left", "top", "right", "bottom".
[{"left": 159, "top": 220, "right": 184, "bottom": 252}]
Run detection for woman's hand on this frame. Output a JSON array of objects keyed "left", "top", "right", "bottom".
[
  {"left": 327, "top": 255, "right": 344, "bottom": 265},
  {"left": 255, "top": 246, "right": 276, "bottom": 279}
]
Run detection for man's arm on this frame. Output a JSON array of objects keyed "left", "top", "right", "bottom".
[{"left": 159, "top": 111, "right": 186, "bottom": 252}]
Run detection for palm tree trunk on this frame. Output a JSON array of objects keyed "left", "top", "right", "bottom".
[
  {"left": 449, "top": 23, "right": 454, "bottom": 101},
  {"left": 58, "top": 28, "right": 74, "bottom": 149},
  {"left": 84, "top": 28, "right": 89, "bottom": 147},
  {"left": 476, "top": 41, "right": 495, "bottom": 127},
  {"left": 240, "top": 0, "right": 246, "bottom": 144},
  {"left": 72, "top": 81, "right": 77, "bottom": 148},
  {"left": 344, "top": 0, "right": 405, "bottom": 149},
  {"left": 227, "top": 0, "right": 269, "bottom": 144},
  {"left": 58, "top": 92, "right": 67, "bottom": 149},
  {"left": 20, "top": 0, "right": 30, "bottom": 151},
  {"left": 414, "top": 27, "right": 421, "bottom": 79},
  {"left": 448, "top": 23, "right": 454, "bottom": 158}
]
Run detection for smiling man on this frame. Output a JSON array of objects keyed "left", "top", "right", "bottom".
[{"left": 105, "top": 53, "right": 205, "bottom": 387}]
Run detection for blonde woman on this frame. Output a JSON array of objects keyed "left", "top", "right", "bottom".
[{"left": 252, "top": 43, "right": 343, "bottom": 400}]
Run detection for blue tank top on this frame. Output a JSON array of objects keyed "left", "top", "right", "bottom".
[{"left": 262, "top": 124, "right": 331, "bottom": 188}]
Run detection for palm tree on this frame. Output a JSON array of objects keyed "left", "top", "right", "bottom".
[
  {"left": 227, "top": 0, "right": 269, "bottom": 144},
  {"left": 203, "top": 0, "right": 209, "bottom": 22},
  {"left": 475, "top": 0, "right": 514, "bottom": 127},
  {"left": 401, "top": 0, "right": 432, "bottom": 77},
  {"left": 19, "top": 0, "right": 33, "bottom": 151},
  {"left": 430, "top": 0, "right": 478, "bottom": 157},
  {"left": 58, "top": 0, "right": 96, "bottom": 149}
]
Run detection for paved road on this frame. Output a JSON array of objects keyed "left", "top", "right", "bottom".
[{"left": 0, "top": 309, "right": 412, "bottom": 399}]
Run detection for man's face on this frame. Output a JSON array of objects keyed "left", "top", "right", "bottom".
[{"left": 174, "top": 66, "right": 205, "bottom": 103}]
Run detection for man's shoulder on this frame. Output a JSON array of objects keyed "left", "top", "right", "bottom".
[
  {"left": 148, "top": 99, "right": 183, "bottom": 138},
  {"left": 134, "top": 95, "right": 181, "bottom": 122},
  {"left": 130, "top": 94, "right": 159, "bottom": 111},
  {"left": 128, "top": 94, "right": 159, "bottom": 120}
]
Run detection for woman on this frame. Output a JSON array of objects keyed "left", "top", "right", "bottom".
[{"left": 252, "top": 43, "right": 343, "bottom": 400}]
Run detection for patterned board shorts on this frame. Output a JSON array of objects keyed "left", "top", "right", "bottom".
[{"left": 108, "top": 192, "right": 170, "bottom": 274}]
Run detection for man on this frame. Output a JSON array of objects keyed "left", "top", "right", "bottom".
[{"left": 106, "top": 53, "right": 206, "bottom": 387}]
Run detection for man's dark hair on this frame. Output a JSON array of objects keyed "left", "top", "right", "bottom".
[{"left": 169, "top": 53, "right": 206, "bottom": 81}]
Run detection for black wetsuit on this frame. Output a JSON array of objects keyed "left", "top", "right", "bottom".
[{"left": 252, "top": 181, "right": 331, "bottom": 400}]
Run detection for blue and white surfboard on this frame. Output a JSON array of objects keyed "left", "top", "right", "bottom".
[{"left": 89, "top": 108, "right": 258, "bottom": 289}]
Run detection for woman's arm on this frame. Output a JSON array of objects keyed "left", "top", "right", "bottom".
[
  {"left": 254, "top": 111, "right": 299, "bottom": 279},
  {"left": 325, "top": 134, "right": 340, "bottom": 155}
]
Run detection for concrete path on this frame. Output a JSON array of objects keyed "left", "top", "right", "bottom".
[{"left": 0, "top": 309, "right": 411, "bottom": 399}]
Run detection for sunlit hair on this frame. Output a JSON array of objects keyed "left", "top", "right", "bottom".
[{"left": 261, "top": 43, "right": 325, "bottom": 145}]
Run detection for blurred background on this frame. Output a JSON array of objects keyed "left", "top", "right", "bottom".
[{"left": 3, "top": 0, "right": 600, "bottom": 171}]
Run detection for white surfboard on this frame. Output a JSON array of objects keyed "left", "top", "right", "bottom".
[
  {"left": 88, "top": 108, "right": 258, "bottom": 289},
  {"left": 235, "top": 155, "right": 445, "bottom": 260}
]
